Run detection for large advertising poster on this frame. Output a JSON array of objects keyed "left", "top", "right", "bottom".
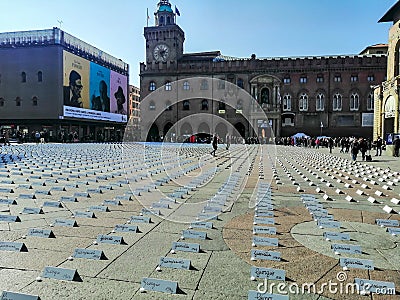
[
  {"left": 89, "top": 63, "right": 110, "bottom": 112},
  {"left": 63, "top": 51, "right": 90, "bottom": 108},
  {"left": 110, "top": 71, "right": 128, "bottom": 115},
  {"left": 62, "top": 50, "right": 127, "bottom": 123}
]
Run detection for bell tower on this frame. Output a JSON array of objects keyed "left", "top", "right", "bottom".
[{"left": 144, "top": 0, "right": 185, "bottom": 64}]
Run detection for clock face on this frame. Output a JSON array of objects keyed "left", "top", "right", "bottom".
[{"left": 153, "top": 44, "right": 170, "bottom": 62}]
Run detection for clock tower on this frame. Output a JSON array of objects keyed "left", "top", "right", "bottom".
[{"left": 144, "top": 0, "right": 185, "bottom": 64}]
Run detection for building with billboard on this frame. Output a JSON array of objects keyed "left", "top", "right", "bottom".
[
  {"left": 140, "top": 0, "right": 387, "bottom": 142},
  {"left": 0, "top": 28, "right": 129, "bottom": 142}
]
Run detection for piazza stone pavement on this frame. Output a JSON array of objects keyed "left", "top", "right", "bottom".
[{"left": 0, "top": 142, "right": 398, "bottom": 300}]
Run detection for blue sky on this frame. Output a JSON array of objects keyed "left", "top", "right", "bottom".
[{"left": 0, "top": 0, "right": 397, "bottom": 86}]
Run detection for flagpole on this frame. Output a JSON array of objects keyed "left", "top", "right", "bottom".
[{"left": 147, "top": 8, "right": 149, "bottom": 27}]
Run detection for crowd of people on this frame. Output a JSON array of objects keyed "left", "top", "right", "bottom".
[{"left": 275, "top": 135, "right": 400, "bottom": 161}]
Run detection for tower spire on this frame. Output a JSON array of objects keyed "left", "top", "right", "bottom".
[{"left": 154, "top": 0, "right": 176, "bottom": 26}]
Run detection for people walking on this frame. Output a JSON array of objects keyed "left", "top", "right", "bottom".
[
  {"left": 351, "top": 139, "right": 359, "bottom": 162},
  {"left": 359, "top": 138, "right": 368, "bottom": 161},
  {"left": 328, "top": 137, "right": 334, "bottom": 153},
  {"left": 394, "top": 136, "right": 400, "bottom": 157},
  {"left": 210, "top": 134, "right": 218, "bottom": 156},
  {"left": 3, "top": 130, "right": 11, "bottom": 146},
  {"left": 225, "top": 133, "right": 230, "bottom": 150},
  {"left": 375, "top": 136, "right": 382, "bottom": 156}
]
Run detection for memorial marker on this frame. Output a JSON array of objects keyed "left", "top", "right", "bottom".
[
  {"left": 140, "top": 277, "right": 178, "bottom": 294},
  {"left": 255, "top": 211, "right": 274, "bottom": 217},
  {"left": 141, "top": 208, "right": 160, "bottom": 216},
  {"left": 251, "top": 249, "right": 281, "bottom": 261},
  {"left": 88, "top": 205, "right": 109, "bottom": 212},
  {"left": 27, "top": 228, "right": 55, "bottom": 238},
  {"left": 73, "top": 248, "right": 106, "bottom": 260},
  {"left": 203, "top": 206, "right": 222, "bottom": 213},
  {"left": 74, "top": 192, "right": 90, "bottom": 198},
  {"left": 331, "top": 243, "right": 362, "bottom": 254},
  {"left": 253, "top": 226, "right": 276, "bottom": 235},
  {"left": 130, "top": 216, "right": 151, "bottom": 223},
  {"left": 172, "top": 242, "right": 200, "bottom": 253},
  {"left": 151, "top": 202, "right": 170, "bottom": 209},
  {"left": 0, "top": 241, "right": 27, "bottom": 252},
  {"left": 74, "top": 211, "right": 95, "bottom": 218},
  {"left": 376, "top": 219, "right": 399, "bottom": 227},
  {"left": 35, "top": 190, "right": 51, "bottom": 196},
  {"left": 0, "top": 215, "right": 21, "bottom": 222},
  {"left": 247, "top": 287, "right": 289, "bottom": 300},
  {"left": 103, "top": 200, "right": 121, "bottom": 206},
  {"left": 182, "top": 230, "right": 207, "bottom": 240},
  {"left": 340, "top": 258, "right": 374, "bottom": 270},
  {"left": 317, "top": 220, "right": 340, "bottom": 228},
  {"left": 54, "top": 219, "right": 77, "bottom": 227},
  {"left": 387, "top": 227, "right": 400, "bottom": 235},
  {"left": 42, "top": 266, "right": 80, "bottom": 281},
  {"left": 159, "top": 257, "right": 191, "bottom": 270},
  {"left": 1, "top": 291, "right": 39, "bottom": 300},
  {"left": 354, "top": 278, "right": 396, "bottom": 295},
  {"left": 190, "top": 221, "right": 213, "bottom": 229},
  {"left": 86, "top": 188, "right": 102, "bottom": 194},
  {"left": 252, "top": 236, "right": 279, "bottom": 247},
  {"left": 50, "top": 186, "right": 65, "bottom": 192},
  {"left": 22, "top": 207, "right": 44, "bottom": 214},
  {"left": 0, "top": 199, "right": 17, "bottom": 205},
  {"left": 114, "top": 195, "right": 132, "bottom": 201},
  {"left": 18, "top": 194, "right": 35, "bottom": 200},
  {"left": 96, "top": 234, "right": 124, "bottom": 245},
  {"left": 43, "top": 201, "right": 63, "bottom": 208},
  {"left": 323, "top": 232, "right": 350, "bottom": 241},
  {"left": 253, "top": 217, "right": 274, "bottom": 225},
  {"left": 114, "top": 224, "right": 138, "bottom": 233},
  {"left": 250, "top": 266, "right": 285, "bottom": 280},
  {"left": 60, "top": 196, "right": 77, "bottom": 202}
]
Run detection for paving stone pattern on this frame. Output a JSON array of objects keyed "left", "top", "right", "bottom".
[{"left": 0, "top": 143, "right": 398, "bottom": 299}]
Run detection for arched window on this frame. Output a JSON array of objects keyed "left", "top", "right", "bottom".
[
  {"left": 167, "top": 16, "right": 171, "bottom": 25},
  {"left": 0, "top": 98, "right": 4, "bottom": 107},
  {"left": 149, "top": 101, "right": 156, "bottom": 110},
  {"left": 15, "top": 97, "right": 21, "bottom": 106},
  {"left": 283, "top": 76, "right": 291, "bottom": 84},
  {"left": 37, "top": 71, "right": 43, "bottom": 82},
  {"left": 237, "top": 78, "right": 244, "bottom": 89},
  {"left": 200, "top": 79, "right": 208, "bottom": 90},
  {"left": 367, "top": 93, "right": 374, "bottom": 111},
  {"left": 182, "top": 100, "right": 190, "bottom": 110},
  {"left": 350, "top": 93, "right": 359, "bottom": 111},
  {"left": 260, "top": 88, "right": 269, "bottom": 104},
  {"left": 333, "top": 93, "right": 342, "bottom": 111},
  {"left": 236, "top": 99, "right": 243, "bottom": 110},
  {"left": 21, "top": 72, "right": 26, "bottom": 83},
  {"left": 201, "top": 99, "right": 208, "bottom": 110},
  {"left": 218, "top": 101, "right": 226, "bottom": 110},
  {"left": 165, "top": 81, "right": 172, "bottom": 91},
  {"left": 159, "top": 16, "right": 164, "bottom": 25},
  {"left": 149, "top": 81, "right": 156, "bottom": 91},
  {"left": 165, "top": 101, "right": 172, "bottom": 111},
  {"left": 32, "top": 96, "right": 38, "bottom": 106},
  {"left": 299, "top": 93, "right": 308, "bottom": 111},
  {"left": 316, "top": 93, "right": 324, "bottom": 111},
  {"left": 282, "top": 94, "right": 291, "bottom": 111},
  {"left": 183, "top": 81, "right": 190, "bottom": 91}
]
